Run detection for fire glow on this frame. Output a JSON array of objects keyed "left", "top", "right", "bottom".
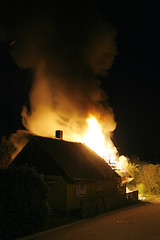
[
  {"left": 81, "top": 116, "right": 128, "bottom": 174},
  {"left": 8, "top": 11, "right": 129, "bottom": 176},
  {"left": 82, "top": 117, "right": 115, "bottom": 161},
  {"left": 83, "top": 117, "right": 106, "bottom": 158}
]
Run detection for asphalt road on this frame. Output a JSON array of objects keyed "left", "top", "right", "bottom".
[{"left": 22, "top": 201, "right": 160, "bottom": 240}]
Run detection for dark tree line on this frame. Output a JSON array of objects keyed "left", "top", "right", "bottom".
[{"left": 0, "top": 137, "right": 50, "bottom": 239}]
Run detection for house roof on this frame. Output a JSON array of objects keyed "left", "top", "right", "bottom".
[{"left": 11, "top": 135, "right": 121, "bottom": 182}]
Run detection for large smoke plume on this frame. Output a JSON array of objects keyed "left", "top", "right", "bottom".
[{"left": 1, "top": 2, "right": 117, "bottom": 141}]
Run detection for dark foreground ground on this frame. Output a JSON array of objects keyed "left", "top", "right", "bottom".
[{"left": 19, "top": 200, "right": 160, "bottom": 240}]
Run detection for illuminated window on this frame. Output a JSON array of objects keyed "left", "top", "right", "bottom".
[
  {"left": 117, "top": 182, "right": 124, "bottom": 192},
  {"left": 96, "top": 182, "right": 103, "bottom": 193},
  {"left": 76, "top": 183, "right": 86, "bottom": 197}
]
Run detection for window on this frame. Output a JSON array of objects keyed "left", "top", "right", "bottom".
[
  {"left": 96, "top": 182, "right": 103, "bottom": 194},
  {"left": 117, "top": 182, "right": 124, "bottom": 192},
  {"left": 76, "top": 183, "right": 86, "bottom": 197}
]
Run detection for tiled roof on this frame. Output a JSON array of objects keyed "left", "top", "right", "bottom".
[{"left": 12, "top": 136, "right": 120, "bottom": 181}]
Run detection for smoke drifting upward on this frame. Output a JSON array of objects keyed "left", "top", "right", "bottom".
[{"left": 2, "top": 3, "right": 117, "bottom": 141}]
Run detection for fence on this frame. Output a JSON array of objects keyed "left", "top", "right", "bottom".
[
  {"left": 80, "top": 194, "right": 126, "bottom": 218},
  {"left": 126, "top": 190, "right": 138, "bottom": 202},
  {"left": 80, "top": 191, "right": 139, "bottom": 218}
]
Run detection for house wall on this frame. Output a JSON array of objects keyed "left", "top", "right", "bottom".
[
  {"left": 66, "top": 181, "right": 96, "bottom": 212},
  {"left": 103, "top": 179, "right": 117, "bottom": 197},
  {"left": 66, "top": 179, "right": 122, "bottom": 213},
  {"left": 45, "top": 175, "right": 67, "bottom": 213},
  {"left": 45, "top": 176, "right": 125, "bottom": 215}
]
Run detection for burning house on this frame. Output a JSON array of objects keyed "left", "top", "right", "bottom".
[
  {"left": 7, "top": 5, "right": 138, "bottom": 216},
  {"left": 10, "top": 131, "right": 126, "bottom": 217}
]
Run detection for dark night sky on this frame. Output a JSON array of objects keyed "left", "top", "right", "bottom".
[
  {"left": 0, "top": 0, "right": 160, "bottom": 162},
  {"left": 101, "top": 1, "right": 160, "bottom": 161}
]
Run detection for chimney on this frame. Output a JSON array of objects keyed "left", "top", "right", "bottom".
[{"left": 55, "top": 130, "right": 63, "bottom": 139}]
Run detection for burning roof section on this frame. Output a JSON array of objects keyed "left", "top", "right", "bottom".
[{"left": 11, "top": 135, "right": 121, "bottom": 182}]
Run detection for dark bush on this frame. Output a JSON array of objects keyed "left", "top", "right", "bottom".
[{"left": 0, "top": 166, "right": 50, "bottom": 239}]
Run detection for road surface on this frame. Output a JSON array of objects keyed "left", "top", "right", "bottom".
[{"left": 22, "top": 201, "right": 160, "bottom": 240}]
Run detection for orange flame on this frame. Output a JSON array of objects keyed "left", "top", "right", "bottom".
[
  {"left": 81, "top": 116, "right": 129, "bottom": 175},
  {"left": 82, "top": 116, "right": 117, "bottom": 161}
]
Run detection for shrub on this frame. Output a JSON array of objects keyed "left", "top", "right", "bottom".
[
  {"left": 133, "top": 163, "right": 160, "bottom": 196},
  {"left": 0, "top": 166, "right": 50, "bottom": 239},
  {"left": 137, "top": 183, "right": 146, "bottom": 195}
]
